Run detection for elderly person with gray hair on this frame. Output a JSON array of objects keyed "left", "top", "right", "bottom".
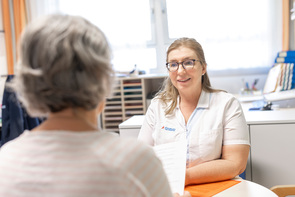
[{"left": 0, "top": 14, "right": 190, "bottom": 197}]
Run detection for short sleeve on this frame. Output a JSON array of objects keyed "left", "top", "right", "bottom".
[
  {"left": 223, "top": 97, "right": 250, "bottom": 146},
  {"left": 137, "top": 99, "right": 157, "bottom": 145}
]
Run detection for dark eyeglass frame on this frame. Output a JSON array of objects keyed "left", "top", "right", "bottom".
[{"left": 166, "top": 59, "right": 201, "bottom": 72}]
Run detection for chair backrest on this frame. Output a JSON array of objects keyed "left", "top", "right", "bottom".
[{"left": 270, "top": 185, "right": 295, "bottom": 197}]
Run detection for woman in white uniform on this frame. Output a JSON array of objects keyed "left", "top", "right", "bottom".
[{"left": 138, "top": 37, "right": 250, "bottom": 186}]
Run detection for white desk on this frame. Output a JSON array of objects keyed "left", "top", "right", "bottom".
[
  {"left": 119, "top": 109, "right": 295, "bottom": 134},
  {"left": 118, "top": 115, "right": 145, "bottom": 138},
  {"left": 118, "top": 109, "right": 295, "bottom": 137},
  {"left": 244, "top": 108, "right": 295, "bottom": 124},
  {"left": 118, "top": 109, "right": 295, "bottom": 189},
  {"left": 214, "top": 180, "right": 278, "bottom": 197}
]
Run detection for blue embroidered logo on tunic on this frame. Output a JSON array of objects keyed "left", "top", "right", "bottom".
[{"left": 161, "top": 126, "right": 176, "bottom": 132}]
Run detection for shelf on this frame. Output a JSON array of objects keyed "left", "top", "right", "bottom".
[
  {"left": 125, "top": 105, "right": 143, "bottom": 109},
  {"left": 123, "top": 88, "right": 142, "bottom": 92},
  {"left": 264, "top": 89, "right": 295, "bottom": 101},
  {"left": 104, "top": 116, "right": 123, "bottom": 121},
  {"left": 124, "top": 100, "right": 143, "bottom": 104},
  {"left": 105, "top": 100, "right": 122, "bottom": 104},
  {"left": 125, "top": 110, "right": 144, "bottom": 115},
  {"left": 124, "top": 95, "right": 143, "bottom": 98},
  {"left": 101, "top": 75, "right": 166, "bottom": 133},
  {"left": 107, "top": 95, "right": 121, "bottom": 99},
  {"left": 124, "top": 92, "right": 142, "bottom": 95},
  {"left": 104, "top": 111, "right": 123, "bottom": 115},
  {"left": 112, "top": 89, "right": 121, "bottom": 93},
  {"left": 104, "top": 107, "right": 122, "bottom": 111}
]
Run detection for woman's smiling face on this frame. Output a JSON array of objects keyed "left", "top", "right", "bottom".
[{"left": 167, "top": 46, "right": 206, "bottom": 95}]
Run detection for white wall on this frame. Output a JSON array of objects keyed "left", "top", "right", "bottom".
[{"left": 210, "top": 73, "right": 268, "bottom": 94}]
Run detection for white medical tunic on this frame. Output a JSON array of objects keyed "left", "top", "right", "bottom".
[{"left": 138, "top": 90, "right": 250, "bottom": 167}]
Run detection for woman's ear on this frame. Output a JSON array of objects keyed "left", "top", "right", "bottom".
[
  {"left": 202, "top": 64, "right": 207, "bottom": 75},
  {"left": 96, "top": 100, "right": 105, "bottom": 114}
]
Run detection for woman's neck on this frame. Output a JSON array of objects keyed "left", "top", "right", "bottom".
[
  {"left": 32, "top": 108, "right": 99, "bottom": 132},
  {"left": 179, "top": 89, "right": 202, "bottom": 107},
  {"left": 178, "top": 89, "right": 202, "bottom": 123}
]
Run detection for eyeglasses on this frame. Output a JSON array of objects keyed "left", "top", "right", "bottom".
[{"left": 166, "top": 59, "right": 200, "bottom": 72}]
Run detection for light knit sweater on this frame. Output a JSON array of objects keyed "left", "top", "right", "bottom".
[{"left": 0, "top": 130, "right": 172, "bottom": 197}]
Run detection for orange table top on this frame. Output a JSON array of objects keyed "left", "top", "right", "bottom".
[{"left": 184, "top": 180, "right": 241, "bottom": 197}]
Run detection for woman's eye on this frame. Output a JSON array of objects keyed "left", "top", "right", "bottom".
[
  {"left": 170, "top": 63, "right": 178, "bottom": 67},
  {"left": 184, "top": 60, "right": 193, "bottom": 66}
]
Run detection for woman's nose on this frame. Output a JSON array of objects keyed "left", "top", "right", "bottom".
[{"left": 177, "top": 64, "right": 186, "bottom": 73}]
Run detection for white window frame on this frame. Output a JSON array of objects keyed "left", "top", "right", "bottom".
[
  {"left": 27, "top": 0, "right": 282, "bottom": 76},
  {"left": 150, "top": 0, "right": 282, "bottom": 76}
]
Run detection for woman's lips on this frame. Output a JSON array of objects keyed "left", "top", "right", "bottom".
[{"left": 177, "top": 78, "right": 191, "bottom": 82}]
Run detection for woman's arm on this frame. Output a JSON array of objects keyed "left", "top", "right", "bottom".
[{"left": 185, "top": 144, "right": 250, "bottom": 185}]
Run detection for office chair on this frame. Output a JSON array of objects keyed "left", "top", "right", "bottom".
[{"left": 270, "top": 185, "right": 295, "bottom": 197}]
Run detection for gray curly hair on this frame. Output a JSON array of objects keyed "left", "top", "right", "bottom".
[{"left": 10, "top": 14, "right": 114, "bottom": 117}]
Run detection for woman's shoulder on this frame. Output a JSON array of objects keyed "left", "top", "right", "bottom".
[
  {"left": 105, "top": 135, "right": 172, "bottom": 196},
  {"left": 151, "top": 95, "right": 163, "bottom": 103},
  {"left": 102, "top": 133, "right": 162, "bottom": 177},
  {"left": 102, "top": 132, "right": 157, "bottom": 162},
  {"left": 207, "top": 91, "right": 242, "bottom": 109},
  {"left": 211, "top": 90, "right": 238, "bottom": 101},
  {"left": 150, "top": 95, "right": 172, "bottom": 107}
]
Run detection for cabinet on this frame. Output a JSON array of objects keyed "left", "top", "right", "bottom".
[
  {"left": 249, "top": 123, "right": 295, "bottom": 188},
  {"left": 101, "top": 74, "right": 166, "bottom": 133},
  {"left": 244, "top": 109, "right": 295, "bottom": 189}
]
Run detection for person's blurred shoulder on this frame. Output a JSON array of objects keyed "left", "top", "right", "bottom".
[{"left": 100, "top": 131, "right": 158, "bottom": 166}]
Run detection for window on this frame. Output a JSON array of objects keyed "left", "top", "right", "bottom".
[
  {"left": 59, "top": 0, "right": 156, "bottom": 73},
  {"left": 56, "top": 0, "right": 282, "bottom": 74},
  {"left": 165, "top": 0, "right": 282, "bottom": 73}
]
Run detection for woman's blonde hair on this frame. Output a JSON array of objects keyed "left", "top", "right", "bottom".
[
  {"left": 157, "top": 37, "right": 220, "bottom": 115},
  {"left": 9, "top": 14, "right": 114, "bottom": 117}
]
